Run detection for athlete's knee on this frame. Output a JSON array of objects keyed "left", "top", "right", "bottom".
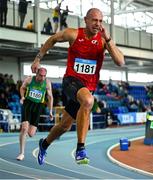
[
  {"left": 21, "top": 124, "right": 29, "bottom": 134},
  {"left": 28, "top": 131, "right": 36, "bottom": 137},
  {"left": 28, "top": 127, "right": 37, "bottom": 137},
  {"left": 81, "top": 96, "right": 94, "bottom": 110},
  {"left": 77, "top": 88, "right": 94, "bottom": 109},
  {"left": 28, "top": 133, "right": 34, "bottom": 137},
  {"left": 21, "top": 127, "right": 28, "bottom": 134}
]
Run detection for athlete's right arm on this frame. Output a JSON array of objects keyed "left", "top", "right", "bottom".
[
  {"left": 31, "top": 28, "right": 77, "bottom": 73},
  {"left": 20, "top": 76, "right": 32, "bottom": 104}
]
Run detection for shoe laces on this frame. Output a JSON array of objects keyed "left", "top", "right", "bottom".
[
  {"left": 40, "top": 149, "right": 47, "bottom": 156},
  {"left": 77, "top": 149, "right": 86, "bottom": 156}
]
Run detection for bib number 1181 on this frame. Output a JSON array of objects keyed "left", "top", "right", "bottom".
[{"left": 74, "top": 63, "right": 96, "bottom": 74}]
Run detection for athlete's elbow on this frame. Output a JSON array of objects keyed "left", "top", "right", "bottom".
[
  {"left": 115, "top": 56, "right": 125, "bottom": 66},
  {"left": 117, "top": 59, "right": 125, "bottom": 66}
]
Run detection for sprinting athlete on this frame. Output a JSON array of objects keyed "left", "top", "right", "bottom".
[
  {"left": 31, "top": 8, "right": 124, "bottom": 165},
  {"left": 16, "top": 67, "right": 53, "bottom": 161}
]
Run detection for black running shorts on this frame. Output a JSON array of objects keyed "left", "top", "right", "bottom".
[
  {"left": 21, "top": 99, "right": 44, "bottom": 127},
  {"left": 62, "top": 76, "right": 85, "bottom": 119}
]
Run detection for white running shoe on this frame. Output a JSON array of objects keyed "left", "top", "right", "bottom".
[{"left": 16, "top": 154, "right": 24, "bottom": 161}]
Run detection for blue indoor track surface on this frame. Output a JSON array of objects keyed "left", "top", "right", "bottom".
[{"left": 0, "top": 125, "right": 152, "bottom": 179}]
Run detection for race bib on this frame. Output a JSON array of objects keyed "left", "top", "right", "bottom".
[
  {"left": 29, "top": 89, "right": 42, "bottom": 100},
  {"left": 74, "top": 58, "right": 97, "bottom": 74}
]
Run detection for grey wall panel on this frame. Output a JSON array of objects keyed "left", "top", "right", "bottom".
[
  {"left": 140, "top": 31, "right": 152, "bottom": 49},
  {"left": 0, "top": 57, "right": 19, "bottom": 82},
  {"left": 4, "top": 1, "right": 153, "bottom": 51},
  {"left": 128, "top": 29, "right": 140, "bottom": 47},
  {"left": 115, "top": 26, "right": 126, "bottom": 45}
]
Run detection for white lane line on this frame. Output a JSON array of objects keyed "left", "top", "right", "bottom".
[
  {"left": 0, "top": 139, "right": 72, "bottom": 179},
  {"left": 0, "top": 157, "right": 69, "bottom": 179},
  {"left": 33, "top": 148, "right": 79, "bottom": 179},
  {"left": 33, "top": 139, "right": 98, "bottom": 179},
  {"left": 87, "top": 127, "right": 144, "bottom": 138},
  {"left": 71, "top": 139, "right": 132, "bottom": 179},
  {"left": 33, "top": 136, "right": 126, "bottom": 179},
  {"left": 107, "top": 136, "right": 153, "bottom": 178},
  {"left": 0, "top": 127, "right": 144, "bottom": 179},
  {"left": 0, "top": 157, "right": 44, "bottom": 179},
  {"left": 33, "top": 128, "right": 144, "bottom": 179},
  {"left": 0, "top": 168, "right": 39, "bottom": 180}
]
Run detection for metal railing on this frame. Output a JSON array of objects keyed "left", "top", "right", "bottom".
[{"left": 0, "top": 112, "right": 107, "bottom": 133}]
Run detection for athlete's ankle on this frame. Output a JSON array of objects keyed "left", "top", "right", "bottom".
[
  {"left": 77, "top": 143, "right": 85, "bottom": 151},
  {"left": 42, "top": 138, "right": 50, "bottom": 150}
]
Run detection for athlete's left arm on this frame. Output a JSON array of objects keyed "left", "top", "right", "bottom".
[
  {"left": 100, "top": 25, "right": 125, "bottom": 66},
  {"left": 46, "top": 79, "right": 54, "bottom": 120},
  {"left": 105, "top": 40, "right": 125, "bottom": 66}
]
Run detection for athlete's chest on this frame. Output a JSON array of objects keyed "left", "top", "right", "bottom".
[{"left": 72, "top": 37, "right": 102, "bottom": 56}]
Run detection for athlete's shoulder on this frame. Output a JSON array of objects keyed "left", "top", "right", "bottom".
[
  {"left": 21, "top": 76, "right": 32, "bottom": 87},
  {"left": 65, "top": 27, "right": 78, "bottom": 32},
  {"left": 62, "top": 28, "right": 78, "bottom": 43},
  {"left": 46, "top": 78, "right": 50, "bottom": 84},
  {"left": 64, "top": 28, "right": 78, "bottom": 36},
  {"left": 24, "top": 76, "right": 33, "bottom": 84},
  {"left": 24, "top": 75, "right": 32, "bottom": 81},
  {"left": 46, "top": 78, "right": 52, "bottom": 86}
]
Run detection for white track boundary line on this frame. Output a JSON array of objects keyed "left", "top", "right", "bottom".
[
  {"left": 0, "top": 157, "right": 44, "bottom": 180},
  {"left": 33, "top": 143, "right": 96, "bottom": 179},
  {"left": 33, "top": 137, "right": 131, "bottom": 179},
  {"left": 0, "top": 127, "right": 145, "bottom": 179},
  {"left": 0, "top": 139, "right": 72, "bottom": 179},
  {"left": 0, "top": 168, "right": 39, "bottom": 180},
  {"left": 107, "top": 136, "right": 153, "bottom": 178},
  {"left": 33, "top": 129, "right": 143, "bottom": 179},
  {"left": 71, "top": 139, "right": 132, "bottom": 179}
]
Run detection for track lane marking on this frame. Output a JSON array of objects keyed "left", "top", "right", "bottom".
[{"left": 107, "top": 136, "right": 153, "bottom": 178}]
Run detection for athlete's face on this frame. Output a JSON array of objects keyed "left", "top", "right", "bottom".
[
  {"left": 37, "top": 73, "right": 46, "bottom": 82},
  {"left": 36, "top": 69, "right": 47, "bottom": 82},
  {"left": 84, "top": 9, "right": 103, "bottom": 36}
]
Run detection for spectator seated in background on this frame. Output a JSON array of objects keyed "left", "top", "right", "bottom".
[
  {"left": 97, "top": 81, "right": 109, "bottom": 95},
  {"left": 26, "top": 19, "right": 33, "bottom": 30},
  {"left": 146, "top": 85, "right": 153, "bottom": 99},
  {"left": 0, "top": 74, "right": 6, "bottom": 91},
  {"left": 137, "top": 100, "right": 147, "bottom": 112},
  {"left": 0, "top": 92, "right": 8, "bottom": 109},
  {"left": 128, "top": 97, "right": 138, "bottom": 112},
  {"left": 108, "top": 78, "right": 118, "bottom": 93},
  {"left": 7, "top": 74, "right": 15, "bottom": 85}
]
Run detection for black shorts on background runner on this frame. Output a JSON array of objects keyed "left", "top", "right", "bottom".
[{"left": 21, "top": 99, "right": 44, "bottom": 127}]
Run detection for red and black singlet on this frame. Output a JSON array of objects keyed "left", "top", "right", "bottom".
[{"left": 64, "top": 28, "right": 105, "bottom": 91}]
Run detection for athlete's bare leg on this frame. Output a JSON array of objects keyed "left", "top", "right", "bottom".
[
  {"left": 16, "top": 121, "right": 29, "bottom": 160},
  {"left": 45, "top": 87, "right": 94, "bottom": 145},
  {"left": 46, "top": 110, "right": 74, "bottom": 144},
  {"left": 28, "top": 125, "right": 37, "bottom": 137},
  {"left": 76, "top": 87, "right": 94, "bottom": 144},
  {"left": 17, "top": 122, "right": 37, "bottom": 161},
  {"left": 37, "top": 88, "right": 94, "bottom": 165}
]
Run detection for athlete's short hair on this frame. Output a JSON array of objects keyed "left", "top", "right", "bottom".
[{"left": 37, "top": 67, "right": 47, "bottom": 75}]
